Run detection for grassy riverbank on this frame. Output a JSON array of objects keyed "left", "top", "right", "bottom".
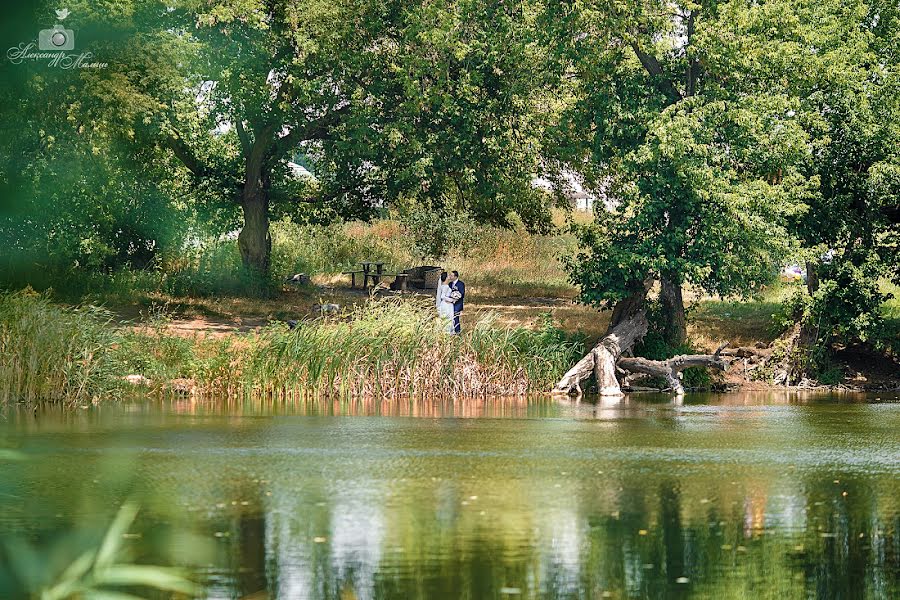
[
  {"left": 0, "top": 290, "right": 585, "bottom": 405},
  {"left": 3, "top": 216, "right": 899, "bottom": 403}
]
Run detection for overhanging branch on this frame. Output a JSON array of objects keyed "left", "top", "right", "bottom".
[{"left": 270, "top": 105, "right": 351, "bottom": 160}]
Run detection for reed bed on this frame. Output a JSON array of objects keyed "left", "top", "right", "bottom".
[
  {"left": 245, "top": 300, "right": 583, "bottom": 398},
  {"left": 0, "top": 292, "right": 584, "bottom": 405},
  {"left": 0, "top": 289, "right": 123, "bottom": 404}
]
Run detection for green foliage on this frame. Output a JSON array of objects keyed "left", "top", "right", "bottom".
[
  {"left": 0, "top": 0, "right": 555, "bottom": 282},
  {"left": 774, "top": 258, "right": 894, "bottom": 379},
  {"left": 553, "top": 0, "right": 813, "bottom": 310},
  {"left": 803, "top": 260, "right": 889, "bottom": 346},
  {"left": 0, "top": 502, "right": 197, "bottom": 599},
  {"left": 398, "top": 201, "right": 477, "bottom": 261}
]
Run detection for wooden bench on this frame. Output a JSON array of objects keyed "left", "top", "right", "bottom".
[{"left": 345, "top": 264, "right": 411, "bottom": 290}]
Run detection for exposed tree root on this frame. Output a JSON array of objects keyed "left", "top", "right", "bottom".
[{"left": 554, "top": 309, "right": 731, "bottom": 396}]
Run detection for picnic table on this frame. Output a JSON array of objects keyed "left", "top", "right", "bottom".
[
  {"left": 343, "top": 261, "right": 409, "bottom": 290},
  {"left": 343, "top": 262, "right": 443, "bottom": 291}
]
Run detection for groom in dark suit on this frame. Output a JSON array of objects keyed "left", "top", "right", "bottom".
[{"left": 449, "top": 270, "right": 465, "bottom": 334}]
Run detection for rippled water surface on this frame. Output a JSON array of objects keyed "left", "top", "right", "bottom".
[{"left": 1, "top": 392, "right": 899, "bottom": 599}]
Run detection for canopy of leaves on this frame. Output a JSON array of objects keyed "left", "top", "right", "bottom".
[{"left": 548, "top": 0, "right": 818, "bottom": 307}]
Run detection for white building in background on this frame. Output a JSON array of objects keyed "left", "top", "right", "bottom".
[
  {"left": 531, "top": 172, "right": 608, "bottom": 212},
  {"left": 287, "top": 161, "right": 315, "bottom": 180}
]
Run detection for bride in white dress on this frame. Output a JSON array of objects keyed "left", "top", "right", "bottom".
[{"left": 435, "top": 271, "right": 455, "bottom": 334}]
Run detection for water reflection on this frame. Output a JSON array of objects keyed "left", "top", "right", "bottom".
[{"left": 0, "top": 395, "right": 898, "bottom": 599}]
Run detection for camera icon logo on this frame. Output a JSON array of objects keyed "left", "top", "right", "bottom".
[{"left": 39, "top": 23, "right": 75, "bottom": 51}]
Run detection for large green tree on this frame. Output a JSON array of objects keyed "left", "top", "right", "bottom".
[
  {"left": 544, "top": 0, "right": 814, "bottom": 345},
  {"left": 3, "top": 0, "right": 551, "bottom": 279},
  {"left": 786, "top": 0, "right": 899, "bottom": 362}
]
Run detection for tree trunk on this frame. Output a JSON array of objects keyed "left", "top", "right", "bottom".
[
  {"left": 238, "top": 126, "right": 276, "bottom": 275},
  {"left": 660, "top": 275, "right": 687, "bottom": 347},
  {"left": 555, "top": 311, "right": 649, "bottom": 396},
  {"left": 608, "top": 278, "right": 653, "bottom": 330},
  {"left": 238, "top": 186, "right": 271, "bottom": 275},
  {"left": 617, "top": 343, "right": 729, "bottom": 395},
  {"left": 805, "top": 260, "right": 819, "bottom": 295}
]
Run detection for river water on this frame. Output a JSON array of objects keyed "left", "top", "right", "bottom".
[{"left": 1, "top": 392, "right": 899, "bottom": 599}]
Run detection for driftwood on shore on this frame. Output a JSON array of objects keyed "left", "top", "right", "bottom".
[
  {"left": 617, "top": 343, "right": 729, "bottom": 395},
  {"left": 554, "top": 309, "right": 731, "bottom": 396}
]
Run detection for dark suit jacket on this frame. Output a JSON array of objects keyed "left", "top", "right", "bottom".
[{"left": 451, "top": 280, "right": 465, "bottom": 313}]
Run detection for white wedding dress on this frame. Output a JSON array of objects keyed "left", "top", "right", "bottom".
[{"left": 436, "top": 283, "right": 455, "bottom": 333}]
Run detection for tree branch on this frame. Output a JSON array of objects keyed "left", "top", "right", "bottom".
[
  {"left": 235, "top": 118, "right": 251, "bottom": 157},
  {"left": 618, "top": 343, "right": 730, "bottom": 395},
  {"left": 164, "top": 132, "right": 206, "bottom": 177},
  {"left": 629, "top": 40, "right": 682, "bottom": 104},
  {"left": 270, "top": 105, "right": 352, "bottom": 160}
]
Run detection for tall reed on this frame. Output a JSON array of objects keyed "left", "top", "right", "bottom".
[
  {"left": 0, "top": 289, "right": 123, "bottom": 404},
  {"left": 243, "top": 299, "right": 584, "bottom": 398},
  {"left": 0, "top": 292, "right": 584, "bottom": 405}
]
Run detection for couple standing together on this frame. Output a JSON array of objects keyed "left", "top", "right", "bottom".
[{"left": 435, "top": 270, "right": 465, "bottom": 334}]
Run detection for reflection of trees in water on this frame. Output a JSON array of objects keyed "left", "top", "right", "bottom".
[{"left": 198, "top": 462, "right": 900, "bottom": 599}]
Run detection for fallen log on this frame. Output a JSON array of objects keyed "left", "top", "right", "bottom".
[
  {"left": 554, "top": 311, "right": 649, "bottom": 396},
  {"left": 617, "top": 342, "right": 730, "bottom": 395}
]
